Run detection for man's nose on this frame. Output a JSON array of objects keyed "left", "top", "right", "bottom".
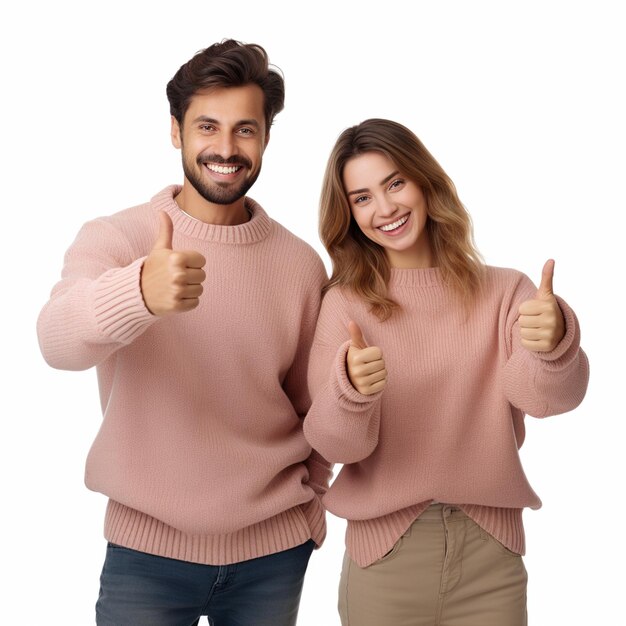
[{"left": 213, "top": 133, "right": 236, "bottom": 159}]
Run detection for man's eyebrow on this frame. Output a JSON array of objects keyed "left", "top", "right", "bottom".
[
  {"left": 347, "top": 170, "right": 399, "bottom": 196},
  {"left": 191, "top": 116, "right": 261, "bottom": 129}
]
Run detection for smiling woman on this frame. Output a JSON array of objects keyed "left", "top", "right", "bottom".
[
  {"left": 303, "top": 118, "right": 590, "bottom": 626},
  {"left": 319, "top": 119, "right": 484, "bottom": 320},
  {"left": 344, "top": 152, "right": 431, "bottom": 269}
]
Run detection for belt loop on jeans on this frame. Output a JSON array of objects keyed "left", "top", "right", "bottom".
[{"left": 442, "top": 505, "right": 460, "bottom": 519}]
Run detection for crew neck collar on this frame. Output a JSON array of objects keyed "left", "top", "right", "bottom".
[{"left": 150, "top": 185, "right": 272, "bottom": 244}]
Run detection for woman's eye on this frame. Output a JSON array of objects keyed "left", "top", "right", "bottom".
[
  {"left": 389, "top": 179, "right": 404, "bottom": 190},
  {"left": 354, "top": 195, "right": 369, "bottom": 204}
]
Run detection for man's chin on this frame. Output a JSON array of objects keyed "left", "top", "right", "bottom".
[
  {"left": 190, "top": 181, "right": 249, "bottom": 206},
  {"left": 183, "top": 162, "right": 260, "bottom": 206}
]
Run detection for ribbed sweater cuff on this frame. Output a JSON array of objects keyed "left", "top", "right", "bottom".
[
  {"left": 92, "top": 257, "right": 155, "bottom": 343},
  {"left": 104, "top": 498, "right": 326, "bottom": 565},
  {"left": 300, "top": 496, "right": 327, "bottom": 548}
]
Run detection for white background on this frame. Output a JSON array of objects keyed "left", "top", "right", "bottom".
[{"left": 2, "top": 1, "right": 624, "bottom": 624}]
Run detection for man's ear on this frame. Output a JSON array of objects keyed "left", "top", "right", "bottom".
[
  {"left": 171, "top": 116, "right": 182, "bottom": 149},
  {"left": 264, "top": 130, "right": 270, "bottom": 150}
]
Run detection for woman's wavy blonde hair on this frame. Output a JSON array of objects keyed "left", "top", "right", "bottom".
[{"left": 320, "top": 118, "right": 485, "bottom": 320}]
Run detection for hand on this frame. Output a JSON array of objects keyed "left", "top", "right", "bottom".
[
  {"left": 518, "top": 259, "right": 565, "bottom": 352},
  {"left": 140, "top": 211, "right": 207, "bottom": 316},
  {"left": 346, "top": 321, "right": 387, "bottom": 395}
]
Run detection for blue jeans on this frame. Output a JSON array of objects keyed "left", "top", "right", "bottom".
[{"left": 95, "top": 539, "right": 315, "bottom": 625}]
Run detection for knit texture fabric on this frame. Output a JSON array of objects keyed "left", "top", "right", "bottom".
[
  {"left": 304, "top": 266, "right": 589, "bottom": 567},
  {"left": 37, "top": 186, "right": 332, "bottom": 565}
]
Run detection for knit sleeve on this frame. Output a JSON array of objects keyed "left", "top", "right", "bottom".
[
  {"left": 501, "top": 272, "right": 590, "bottom": 417},
  {"left": 303, "top": 288, "right": 383, "bottom": 464},
  {"left": 36, "top": 218, "right": 156, "bottom": 371},
  {"left": 298, "top": 446, "right": 334, "bottom": 547},
  {"left": 280, "top": 253, "right": 333, "bottom": 502}
]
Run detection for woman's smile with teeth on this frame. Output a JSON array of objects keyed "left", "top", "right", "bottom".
[{"left": 379, "top": 215, "right": 409, "bottom": 232}]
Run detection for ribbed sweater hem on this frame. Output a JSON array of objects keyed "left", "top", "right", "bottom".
[
  {"left": 345, "top": 502, "right": 525, "bottom": 567},
  {"left": 104, "top": 498, "right": 326, "bottom": 565}
]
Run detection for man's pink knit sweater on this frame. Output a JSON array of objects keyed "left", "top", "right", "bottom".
[
  {"left": 37, "top": 185, "right": 332, "bottom": 565},
  {"left": 304, "top": 266, "right": 589, "bottom": 567}
]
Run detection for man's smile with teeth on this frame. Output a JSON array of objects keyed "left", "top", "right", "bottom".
[
  {"left": 205, "top": 163, "right": 242, "bottom": 174},
  {"left": 378, "top": 215, "right": 409, "bottom": 232}
]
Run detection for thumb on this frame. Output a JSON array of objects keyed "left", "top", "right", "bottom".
[
  {"left": 152, "top": 211, "right": 174, "bottom": 250},
  {"left": 537, "top": 259, "right": 555, "bottom": 299},
  {"left": 348, "top": 320, "right": 368, "bottom": 350}
]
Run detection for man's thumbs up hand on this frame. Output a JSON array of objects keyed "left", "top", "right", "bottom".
[
  {"left": 152, "top": 209, "right": 174, "bottom": 251},
  {"left": 346, "top": 321, "right": 387, "bottom": 395},
  {"left": 141, "top": 212, "right": 207, "bottom": 316},
  {"left": 518, "top": 259, "right": 565, "bottom": 353}
]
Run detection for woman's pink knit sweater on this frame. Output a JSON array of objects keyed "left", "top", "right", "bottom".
[
  {"left": 37, "top": 186, "right": 332, "bottom": 565},
  {"left": 304, "top": 266, "right": 589, "bottom": 567}
]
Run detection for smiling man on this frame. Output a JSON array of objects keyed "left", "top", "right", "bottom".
[
  {"left": 173, "top": 84, "right": 267, "bottom": 222},
  {"left": 37, "top": 40, "right": 331, "bottom": 626}
]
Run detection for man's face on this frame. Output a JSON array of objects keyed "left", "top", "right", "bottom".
[{"left": 171, "top": 84, "right": 268, "bottom": 207}]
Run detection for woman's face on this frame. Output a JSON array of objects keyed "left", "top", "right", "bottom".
[{"left": 343, "top": 152, "right": 433, "bottom": 269}]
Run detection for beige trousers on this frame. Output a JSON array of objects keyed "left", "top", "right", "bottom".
[{"left": 338, "top": 504, "right": 527, "bottom": 626}]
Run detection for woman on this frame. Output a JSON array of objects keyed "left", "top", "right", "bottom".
[{"left": 304, "top": 118, "right": 589, "bottom": 625}]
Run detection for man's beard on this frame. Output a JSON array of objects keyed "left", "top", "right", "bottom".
[{"left": 182, "top": 152, "right": 261, "bottom": 206}]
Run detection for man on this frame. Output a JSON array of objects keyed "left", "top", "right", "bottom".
[{"left": 37, "top": 39, "right": 331, "bottom": 626}]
